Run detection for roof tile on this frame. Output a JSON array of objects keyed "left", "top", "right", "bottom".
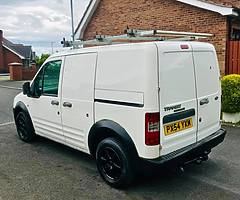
[{"left": 2, "top": 37, "right": 32, "bottom": 59}]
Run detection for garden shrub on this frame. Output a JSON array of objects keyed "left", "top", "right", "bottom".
[{"left": 221, "top": 74, "right": 240, "bottom": 113}]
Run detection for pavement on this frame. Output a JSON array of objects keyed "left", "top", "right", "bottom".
[
  {"left": 0, "top": 86, "right": 21, "bottom": 124},
  {"left": 0, "top": 80, "right": 240, "bottom": 200},
  {"left": 0, "top": 77, "right": 28, "bottom": 90},
  {"left": 0, "top": 74, "right": 10, "bottom": 81}
]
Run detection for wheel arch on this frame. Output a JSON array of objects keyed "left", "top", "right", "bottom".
[
  {"left": 88, "top": 120, "right": 139, "bottom": 160},
  {"left": 13, "top": 101, "right": 31, "bottom": 122}
]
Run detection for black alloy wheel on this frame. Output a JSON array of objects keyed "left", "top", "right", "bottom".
[
  {"left": 98, "top": 146, "right": 123, "bottom": 181},
  {"left": 96, "top": 138, "right": 134, "bottom": 188},
  {"left": 16, "top": 111, "right": 35, "bottom": 142}
]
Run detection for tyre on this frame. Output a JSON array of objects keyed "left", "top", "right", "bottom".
[
  {"left": 96, "top": 138, "right": 135, "bottom": 188},
  {"left": 15, "top": 111, "right": 36, "bottom": 142}
]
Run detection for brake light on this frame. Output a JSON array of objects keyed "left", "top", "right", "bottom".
[
  {"left": 180, "top": 44, "right": 189, "bottom": 49},
  {"left": 145, "top": 112, "right": 160, "bottom": 146}
]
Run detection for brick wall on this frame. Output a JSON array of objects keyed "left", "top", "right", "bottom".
[
  {"left": 84, "top": 0, "right": 228, "bottom": 74},
  {"left": 22, "top": 67, "right": 37, "bottom": 80},
  {"left": 2, "top": 48, "right": 22, "bottom": 73},
  {"left": 9, "top": 64, "right": 37, "bottom": 81}
]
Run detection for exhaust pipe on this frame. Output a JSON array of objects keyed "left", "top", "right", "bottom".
[
  {"left": 195, "top": 158, "right": 203, "bottom": 165},
  {"left": 195, "top": 154, "right": 209, "bottom": 164},
  {"left": 175, "top": 165, "right": 185, "bottom": 174}
]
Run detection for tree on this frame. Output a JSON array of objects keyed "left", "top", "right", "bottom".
[{"left": 36, "top": 54, "right": 50, "bottom": 69}]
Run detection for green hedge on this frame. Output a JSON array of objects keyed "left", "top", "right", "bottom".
[{"left": 222, "top": 74, "right": 240, "bottom": 113}]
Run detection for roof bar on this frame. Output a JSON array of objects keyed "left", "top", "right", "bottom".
[
  {"left": 124, "top": 28, "right": 214, "bottom": 38},
  {"left": 71, "top": 28, "right": 214, "bottom": 49},
  {"left": 155, "top": 30, "right": 213, "bottom": 37}
]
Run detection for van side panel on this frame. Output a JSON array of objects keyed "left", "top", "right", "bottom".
[
  {"left": 61, "top": 53, "right": 97, "bottom": 153},
  {"left": 95, "top": 43, "right": 160, "bottom": 159}
]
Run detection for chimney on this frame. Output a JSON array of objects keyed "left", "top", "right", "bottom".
[
  {"left": 0, "top": 30, "right": 4, "bottom": 71},
  {"left": 0, "top": 30, "right": 3, "bottom": 46}
]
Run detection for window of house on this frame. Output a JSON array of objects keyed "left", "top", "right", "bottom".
[{"left": 231, "top": 28, "right": 240, "bottom": 40}]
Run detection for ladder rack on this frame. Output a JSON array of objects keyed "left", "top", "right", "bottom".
[
  {"left": 70, "top": 28, "right": 214, "bottom": 49},
  {"left": 124, "top": 29, "right": 213, "bottom": 38}
]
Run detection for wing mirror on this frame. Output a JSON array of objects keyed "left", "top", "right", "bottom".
[{"left": 22, "top": 82, "right": 31, "bottom": 97}]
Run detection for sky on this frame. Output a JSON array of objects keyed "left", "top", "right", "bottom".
[{"left": 0, "top": 0, "right": 90, "bottom": 56}]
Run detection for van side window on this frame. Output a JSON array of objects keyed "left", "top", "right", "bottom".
[
  {"left": 42, "top": 60, "right": 62, "bottom": 96},
  {"left": 31, "top": 67, "right": 44, "bottom": 97}
]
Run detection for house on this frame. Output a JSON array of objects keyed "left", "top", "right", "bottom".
[
  {"left": 75, "top": 0, "right": 240, "bottom": 75},
  {"left": 0, "top": 30, "right": 35, "bottom": 73}
]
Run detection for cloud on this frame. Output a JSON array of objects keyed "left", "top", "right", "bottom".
[
  {"left": 0, "top": 0, "right": 39, "bottom": 5},
  {"left": 0, "top": 0, "right": 90, "bottom": 55}
]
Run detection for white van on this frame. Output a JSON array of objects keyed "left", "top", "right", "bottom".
[{"left": 13, "top": 41, "right": 226, "bottom": 188}]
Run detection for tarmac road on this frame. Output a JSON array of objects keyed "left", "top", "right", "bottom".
[
  {"left": 0, "top": 86, "right": 21, "bottom": 124},
  {"left": 0, "top": 86, "right": 240, "bottom": 200}
]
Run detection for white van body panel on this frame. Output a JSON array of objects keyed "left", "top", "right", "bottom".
[
  {"left": 157, "top": 42, "right": 198, "bottom": 155},
  {"left": 95, "top": 43, "right": 160, "bottom": 159},
  {"left": 61, "top": 53, "right": 97, "bottom": 153},
  {"left": 157, "top": 42, "right": 221, "bottom": 156},
  {"left": 24, "top": 57, "right": 65, "bottom": 144},
  {"left": 95, "top": 43, "right": 160, "bottom": 110},
  {"left": 191, "top": 43, "right": 221, "bottom": 141},
  {"left": 13, "top": 41, "right": 223, "bottom": 161}
]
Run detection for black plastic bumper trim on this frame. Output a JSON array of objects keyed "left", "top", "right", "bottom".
[{"left": 143, "top": 128, "right": 226, "bottom": 166}]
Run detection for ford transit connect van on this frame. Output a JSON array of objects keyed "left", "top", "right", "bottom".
[{"left": 13, "top": 41, "right": 226, "bottom": 187}]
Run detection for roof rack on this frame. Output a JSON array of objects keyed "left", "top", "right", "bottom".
[{"left": 69, "top": 28, "right": 214, "bottom": 49}]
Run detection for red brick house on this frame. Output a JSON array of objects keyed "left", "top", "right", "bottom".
[
  {"left": 0, "top": 30, "right": 35, "bottom": 73},
  {"left": 75, "top": 0, "right": 240, "bottom": 75}
]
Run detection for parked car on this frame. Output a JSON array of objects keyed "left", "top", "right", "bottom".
[{"left": 13, "top": 41, "right": 226, "bottom": 188}]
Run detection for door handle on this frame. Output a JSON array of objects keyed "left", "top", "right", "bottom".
[
  {"left": 63, "top": 102, "right": 72, "bottom": 108},
  {"left": 51, "top": 100, "right": 59, "bottom": 106},
  {"left": 200, "top": 98, "right": 209, "bottom": 106}
]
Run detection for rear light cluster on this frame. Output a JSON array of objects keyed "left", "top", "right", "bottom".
[{"left": 145, "top": 112, "right": 160, "bottom": 146}]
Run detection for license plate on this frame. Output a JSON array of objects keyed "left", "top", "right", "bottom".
[{"left": 164, "top": 118, "right": 193, "bottom": 136}]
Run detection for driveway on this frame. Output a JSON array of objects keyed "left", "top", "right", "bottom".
[{"left": 0, "top": 85, "right": 239, "bottom": 200}]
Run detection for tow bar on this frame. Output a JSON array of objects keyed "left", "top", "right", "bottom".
[{"left": 177, "top": 151, "right": 211, "bottom": 173}]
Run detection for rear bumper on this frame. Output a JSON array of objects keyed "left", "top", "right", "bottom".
[{"left": 142, "top": 128, "right": 226, "bottom": 167}]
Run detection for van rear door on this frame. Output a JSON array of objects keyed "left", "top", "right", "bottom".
[
  {"left": 191, "top": 43, "right": 221, "bottom": 141},
  {"left": 157, "top": 43, "right": 197, "bottom": 156}
]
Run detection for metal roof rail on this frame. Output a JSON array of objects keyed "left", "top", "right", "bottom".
[
  {"left": 71, "top": 28, "right": 214, "bottom": 49},
  {"left": 124, "top": 28, "right": 214, "bottom": 38}
]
